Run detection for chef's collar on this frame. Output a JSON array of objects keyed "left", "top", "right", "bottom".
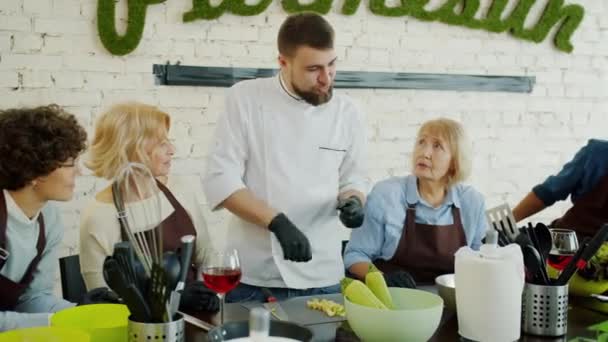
[
  {"left": 405, "top": 175, "right": 461, "bottom": 209},
  {"left": 3, "top": 189, "right": 41, "bottom": 225},
  {"left": 278, "top": 72, "right": 304, "bottom": 102}
]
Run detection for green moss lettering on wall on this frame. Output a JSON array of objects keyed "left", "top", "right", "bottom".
[
  {"left": 183, "top": 0, "right": 273, "bottom": 21},
  {"left": 350, "top": 0, "right": 584, "bottom": 53},
  {"left": 183, "top": 0, "right": 226, "bottom": 20},
  {"left": 341, "top": 0, "right": 362, "bottom": 15},
  {"left": 97, "top": 0, "right": 585, "bottom": 55},
  {"left": 282, "top": 0, "right": 333, "bottom": 14},
  {"left": 430, "top": 0, "right": 484, "bottom": 28},
  {"left": 97, "top": 0, "right": 166, "bottom": 56}
]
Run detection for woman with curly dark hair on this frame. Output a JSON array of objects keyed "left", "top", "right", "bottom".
[{"left": 0, "top": 105, "right": 87, "bottom": 331}]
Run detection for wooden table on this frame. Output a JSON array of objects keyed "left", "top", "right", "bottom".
[{"left": 184, "top": 288, "right": 608, "bottom": 341}]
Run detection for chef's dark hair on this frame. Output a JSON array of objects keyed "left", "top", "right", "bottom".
[
  {"left": 0, "top": 104, "right": 87, "bottom": 190},
  {"left": 278, "top": 13, "right": 334, "bottom": 57}
]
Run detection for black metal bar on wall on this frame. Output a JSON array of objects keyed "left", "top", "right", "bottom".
[{"left": 153, "top": 64, "right": 535, "bottom": 93}]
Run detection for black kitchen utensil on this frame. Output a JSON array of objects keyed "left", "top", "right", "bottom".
[
  {"left": 207, "top": 320, "right": 313, "bottom": 341},
  {"left": 124, "top": 248, "right": 149, "bottom": 294},
  {"left": 491, "top": 227, "right": 510, "bottom": 246},
  {"left": 163, "top": 251, "right": 181, "bottom": 291},
  {"left": 527, "top": 223, "right": 542, "bottom": 255},
  {"left": 518, "top": 226, "right": 527, "bottom": 238},
  {"left": 103, "top": 257, "right": 127, "bottom": 294},
  {"left": 515, "top": 231, "right": 533, "bottom": 249},
  {"left": 113, "top": 242, "right": 140, "bottom": 289},
  {"left": 515, "top": 231, "right": 534, "bottom": 280},
  {"left": 555, "top": 238, "right": 589, "bottom": 286},
  {"left": 555, "top": 224, "right": 608, "bottom": 285},
  {"left": 149, "top": 263, "right": 169, "bottom": 322},
  {"left": 104, "top": 256, "right": 151, "bottom": 322},
  {"left": 534, "top": 222, "right": 553, "bottom": 262},
  {"left": 497, "top": 231, "right": 510, "bottom": 246},
  {"left": 522, "top": 245, "right": 550, "bottom": 285},
  {"left": 125, "top": 283, "right": 151, "bottom": 322},
  {"left": 169, "top": 235, "right": 195, "bottom": 319}
]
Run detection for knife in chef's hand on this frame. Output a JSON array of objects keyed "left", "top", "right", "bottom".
[{"left": 261, "top": 288, "right": 289, "bottom": 321}]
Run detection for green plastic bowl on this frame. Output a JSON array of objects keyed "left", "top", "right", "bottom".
[
  {"left": 0, "top": 326, "right": 90, "bottom": 342},
  {"left": 344, "top": 287, "right": 443, "bottom": 342},
  {"left": 51, "top": 304, "right": 129, "bottom": 342}
]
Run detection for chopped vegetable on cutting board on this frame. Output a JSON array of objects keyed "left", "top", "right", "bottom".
[{"left": 306, "top": 298, "right": 346, "bottom": 317}]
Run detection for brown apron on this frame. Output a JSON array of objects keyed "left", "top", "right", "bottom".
[
  {"left": 375, "top": 203, "right": 467, "bottom": 284},
  {"left": 0, "top": 190, "right": 46, "bottom": 310},
  {"left": 551, "top": 172, "right": 608, "bottom": 239},
  {"left": 117, "top": 181, "right": 199, "bottom": 282}
]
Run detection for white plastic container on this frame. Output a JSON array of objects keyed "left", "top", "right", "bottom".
[{"left": 454, "top": 233, "right": 525, "bottom": 342}]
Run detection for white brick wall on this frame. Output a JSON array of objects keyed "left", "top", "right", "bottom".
[{"left": 0, "top": 0, "right": 607, "bottom": 291}]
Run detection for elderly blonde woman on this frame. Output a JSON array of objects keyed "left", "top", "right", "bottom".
[
  {"left": 79, "top": 102, "right": 218, "bottom": 312},
  {"left": 343, "top": 118, "right": 486, "bottom": 286}
]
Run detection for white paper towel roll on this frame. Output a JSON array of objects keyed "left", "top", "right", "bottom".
[{"left": 455, "top": 244, "right": 525, "bottom": 342}]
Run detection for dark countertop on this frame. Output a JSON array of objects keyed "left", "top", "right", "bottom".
[{"left": 183, "top": 287, "right": 607, "bottom": 342}]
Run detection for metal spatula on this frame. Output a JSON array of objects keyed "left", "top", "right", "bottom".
[{"left": 486, "top": 203, "right": 518, "bottom": 243}]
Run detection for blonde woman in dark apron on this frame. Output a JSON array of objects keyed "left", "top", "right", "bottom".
[
  {"left": 344, "top": 118, "right": 487, "bottom": 285},
  {"left": 513, "top": 139, "right": 608, "bottom": 240},
  {"left": 0, "top": 105, "right": 87, "bottom": 331},
  {"left": 79, "top": 102, "right": 219, "bottom": 313}
]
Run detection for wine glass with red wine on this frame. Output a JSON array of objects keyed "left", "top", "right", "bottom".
[{"left": 201, "top": 248, "right": 241, "bottom": 324}]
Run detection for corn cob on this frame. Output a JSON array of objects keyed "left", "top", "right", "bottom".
[
  {"left": 341, "top": 277, "right": 388, "bottom": 309},
  {"left": 365, "top": 264, "right": 395, "bottom": 309}
]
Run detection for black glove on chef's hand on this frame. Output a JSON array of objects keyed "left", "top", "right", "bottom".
[
  {"left": 78, "top": 287, "right": 121, "bottom": 306},
  {"left": 337, "top": 196, "right": 364, "bottom": 228},
  {"left": 268, "top": 213, "right": 312, "bottom": 262},
  {"left": 179, "top": 281, "right": 219, "bottom": 313},
  {"left": 383, "top": 270, "right": 417, "bottom": 289}
]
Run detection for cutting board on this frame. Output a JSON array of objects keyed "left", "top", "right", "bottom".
[{"left": 240, "top": 294, "right": 346, "bottom": 325}]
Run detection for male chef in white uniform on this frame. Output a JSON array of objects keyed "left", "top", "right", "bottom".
[{"left": 203, "top": 13, "right": 369, "bottom": 302}]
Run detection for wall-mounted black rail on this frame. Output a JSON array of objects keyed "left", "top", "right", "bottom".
[{"left": 153, "top": 64, "right": 535, "bottom": 93}]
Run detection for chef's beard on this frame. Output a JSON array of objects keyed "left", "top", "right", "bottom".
[{"left": 292, "top": 83, "right": 333, "bottom": 106}]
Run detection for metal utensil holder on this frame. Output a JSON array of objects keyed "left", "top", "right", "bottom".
[
  {"left": 522, "top": 283, "right": 568, "bottom": 337},
  {"left": 128, "top": 314, "right": 185, "bottom": 342}
]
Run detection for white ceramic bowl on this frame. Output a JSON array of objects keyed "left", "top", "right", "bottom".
[{"left": 435, "top": 273, "right": 456, "bottom": 311}]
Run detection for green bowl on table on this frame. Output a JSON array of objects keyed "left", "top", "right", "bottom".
[
  {"left": 344, "top": 287, "right": 443, "bottom": 342},
  {"left": 51, "top": 304, "right": 129, "bottom": 342},
  {"left": 0, "top": 326, "right": 90, "bottom": 342}
]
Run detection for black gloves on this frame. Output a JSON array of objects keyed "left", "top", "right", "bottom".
[
  {"left": 179, "top": 281, "right": 219, "bottom": 313},
  {"left": 337, "top": 196, "right": 364, "bottom": 228},
  {"left": 78, "top": 287, "right": 121, "bottom": 306},
  {"left": 383, "top": 270, "right": 417, "bottom": 289},
  {"left": 268, "top": 213, "right": 312, "bottom": 262}
]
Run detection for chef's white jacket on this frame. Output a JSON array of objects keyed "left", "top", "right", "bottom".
[{"left": 203, "top": 75, "right": 369, "bottom": 289}]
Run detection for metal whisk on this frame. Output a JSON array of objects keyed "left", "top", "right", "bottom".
[{"left": 112, "top": 162, "right": 169, "bottom": 322}]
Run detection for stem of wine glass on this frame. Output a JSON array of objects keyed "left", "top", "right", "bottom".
[{"left": 219, "top": 293, "right": 225, "bottom": 325}]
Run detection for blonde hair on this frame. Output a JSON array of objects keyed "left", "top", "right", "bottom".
[
  {"left": 86, "top": 102, "right": 171, "bottom": 179},
  {"left": 412, "top": 118, "right": 472, "bottom": 188}
]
